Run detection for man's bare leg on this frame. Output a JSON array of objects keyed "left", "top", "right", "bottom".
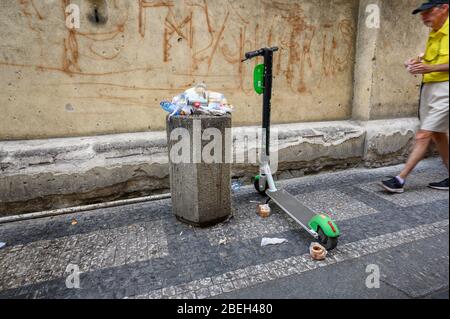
[
  {"left": 432, "top": 132, "right": 449, "bottom": 172},
  {"left": 427, "top": 132, "right": 450, "bottom": 190},
  {"left": 398, "top": 130, "right": 434, "bottom": 180}
]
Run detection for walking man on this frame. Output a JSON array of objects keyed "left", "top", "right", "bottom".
[{"left": 382, "top": 0, "right": 449, "bottom": 193}]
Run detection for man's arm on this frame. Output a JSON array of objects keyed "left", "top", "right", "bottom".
[
  {"left": 431, "top": 63, "right": 450, "bottom": 72},
  {"left": 408, "top": 63, "right": 449, "bottom": 74}
]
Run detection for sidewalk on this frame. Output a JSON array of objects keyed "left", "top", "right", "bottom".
[{"left": 0, "top": 158, "right": 448, "bottom": 299}]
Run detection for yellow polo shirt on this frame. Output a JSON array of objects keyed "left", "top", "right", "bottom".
[{"left": 423, "top": 17, "right": 449, "bottom": 83}]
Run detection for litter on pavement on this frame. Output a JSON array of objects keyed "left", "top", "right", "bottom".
[
  {"left": 231, "top": 181, "right": 242, "bottom": 192},
  {"left": 0, "top": 242, "right": 6, "bottom": 249},
  {"left": 261, "top": 238, "right": 288, "bottom": 247},
  {"left": 257, "top": 204, "right": 271, "bottom": 218},
  {"left": 310, "top": 242, "right": 327, "bottom": 261}
]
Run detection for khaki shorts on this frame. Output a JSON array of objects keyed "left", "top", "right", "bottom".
[{"left": 419, "top": 81, "right": 449, "bottom": 133}]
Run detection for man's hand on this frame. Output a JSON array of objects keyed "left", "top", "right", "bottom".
[
  {"left": 404, "top": 53, "right": 424, "bottom": 68},
  {"left": 407, "top": 62, "right": 435, "bottom": 74},
  {"left": 404, "top": 58, "right": 418, "bottom": 68}
]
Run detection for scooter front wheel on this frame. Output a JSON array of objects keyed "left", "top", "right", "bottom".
[
  {"left": 317, "top": 227, "right": 338, "bottom": 250},
  {"left": 253, "top": 176, "right": 268, "bottom": 196}
]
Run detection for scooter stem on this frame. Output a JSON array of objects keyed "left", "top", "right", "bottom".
[
  {"left": 241, "top": 47, "right": 278, "bottom": 157},
  {"left": 262, "top": 49, "right": 274, "bottom": 157}
]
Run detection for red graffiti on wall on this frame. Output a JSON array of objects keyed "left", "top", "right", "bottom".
[{"left": 2, "top": 0, "right": 355, "bottom": 95}]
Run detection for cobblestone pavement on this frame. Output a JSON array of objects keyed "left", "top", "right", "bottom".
[{"left": 0, "top": 158, "right": 448, "bottom": 299}]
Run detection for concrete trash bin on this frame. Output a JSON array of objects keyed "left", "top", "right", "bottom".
[{"left": 166, "top": 114, "right": 232, "bottom": 227}]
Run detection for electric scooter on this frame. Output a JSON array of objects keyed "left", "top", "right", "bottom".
[{"left": 242, "top": 47, "right": 340, "bottom": 250}]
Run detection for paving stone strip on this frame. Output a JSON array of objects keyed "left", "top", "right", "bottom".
[
  {"left": 0, "top": 220, "right": 168, "bottom": 291},
  {"left": 129, "top": 219, "right": 449, "bottom": 299}
]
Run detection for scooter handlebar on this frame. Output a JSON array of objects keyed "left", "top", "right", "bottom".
[
  {"left": 243, "top": 49, "right": 264, "bottom": 61},
  {"left": 242, "top": 47, "right": 279, "bottom": 62}
]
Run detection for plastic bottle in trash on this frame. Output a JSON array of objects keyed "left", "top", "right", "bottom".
[{"left": 160, "top": 101, "right": 177, "bottom": 113}]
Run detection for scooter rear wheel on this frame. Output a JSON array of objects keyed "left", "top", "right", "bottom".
[
  {"left": 317, "top": 227, "right": 338, "bottom": 251},
  {"left": 253, "top": 176, "right": 268, "bottom": 196}
]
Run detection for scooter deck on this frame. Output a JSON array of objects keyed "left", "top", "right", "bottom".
[{"left": 267, "top": 189, "right": 316, "bottom": 230}]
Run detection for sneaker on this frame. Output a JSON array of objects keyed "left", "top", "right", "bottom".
[
  {"left": 381, "top": 176, "right": 405, "bottom": 193},
  {"left": 428, "top": 178, "right": 449, "bottom": 190}
]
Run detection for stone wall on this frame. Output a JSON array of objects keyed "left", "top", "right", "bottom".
[{"left": 0, "top": 0, "right": 425, "bottom": 139}]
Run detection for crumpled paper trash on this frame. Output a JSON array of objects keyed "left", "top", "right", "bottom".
[
  {"left": 261, "top": 238, "right": 288, "bottom": 247},
  {"left": 310, "top": 242, "right": 327, "bottom": 260},
  {"left": 257, "top": 204, "right": 271, "bottom": 218}
]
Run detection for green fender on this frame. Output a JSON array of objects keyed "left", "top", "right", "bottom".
[
  {"left": 253, "top": 64, "right": 265, "bottom": 95},
  {"left": 308, "top": 214, "right": 340, "bottom": 238}
]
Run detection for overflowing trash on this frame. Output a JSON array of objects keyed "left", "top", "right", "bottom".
[
  {"left": 160, "top": 83, "right": 234, "bottom": 118},
  {"left": 310, "top": 242, "right": 327, "bottom": 261},
  {"left": 261, "top": 238, "right": 287, "bottom": 247}
]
